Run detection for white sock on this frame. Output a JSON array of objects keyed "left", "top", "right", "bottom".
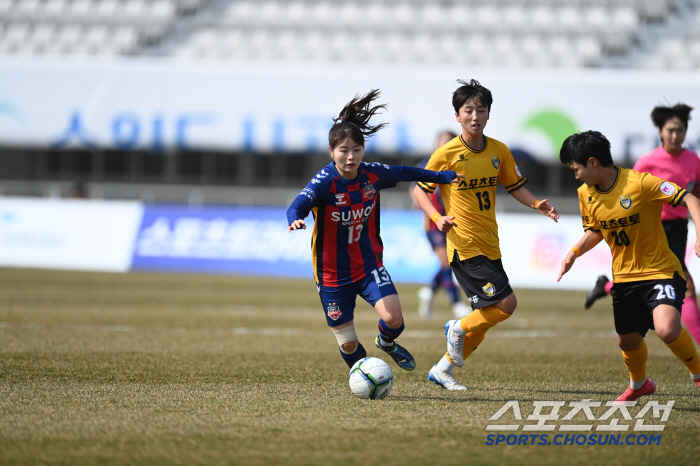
[
  {"left": 436, "top": 355, "right": 455, "bottom": 374},
  {"left": 378, "top": 334, "right": 393, "bottom": 347},
  {"left": 630, "top": 378, "right": 646, "bottom": 390},
  {"left": 453, "top": 320, "right": 466, "bottom": 336},
  {"left": 691, "top": 372, "right": 700, "bottom": 381}
]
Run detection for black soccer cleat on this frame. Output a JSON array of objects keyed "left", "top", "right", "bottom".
[
  {"left": 585, "top": 275, "right": 610, "bottom": 309},
  {"left": 375, "top": 336, "right": 416, "bottom": 371}
]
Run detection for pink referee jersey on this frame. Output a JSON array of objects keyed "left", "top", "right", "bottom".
[{"left": 633, "top": 146, "right": 700, "bottom": 221}]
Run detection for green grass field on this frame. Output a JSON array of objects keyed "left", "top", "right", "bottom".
[{"left": 1, "top": 268, "right": 699, "bottom": 466}]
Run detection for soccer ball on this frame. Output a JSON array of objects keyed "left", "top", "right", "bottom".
[{"left": 348, "top": 357, "right": 394, "bottom": 400}]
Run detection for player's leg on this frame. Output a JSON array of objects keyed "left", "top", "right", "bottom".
[
  {"left": 429, "top": 256, "right": 513, "bottom": 391},
  {"left": 653, "top": 303, "right": 700, "bottom": 385},
  {"left": 418, "top": 231, "right": 447, "bottom": 320},
  {"left": 611, "top": 281, "right": 656, "bottom": 402},
  {"left": 434, "top": 244, "right": 471, "bottom": 318},
  {"left": 584, "top": 275, "right": 611, "bottom": 309},
  {"left": 317, "top": 282, "right": 365, "bottom": 368},
  {"left": 360, "top": 268, "right": 416, "bottom": 371},
  {"left": 681, "top": 271, "right": 700, "bottom": 345},
  {"left": 664, "top": 219, "right": 700, "bottom": 344}
]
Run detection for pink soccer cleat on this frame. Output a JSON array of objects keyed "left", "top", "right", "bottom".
[{"left": 614, "top": 378, "right": 656, "bottom": 404}]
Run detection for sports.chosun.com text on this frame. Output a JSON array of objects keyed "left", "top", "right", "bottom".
[{"left": 485, "top": 433, "right": 661, "bottom": 446}]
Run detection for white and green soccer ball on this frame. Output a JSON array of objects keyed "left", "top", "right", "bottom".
[{"left": 348, "top": 357, "right": 394, "bottom": 400}]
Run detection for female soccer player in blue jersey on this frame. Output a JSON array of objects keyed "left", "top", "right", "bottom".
[{"left": 287, "top": 90, "right": 464, "bottom": 371}]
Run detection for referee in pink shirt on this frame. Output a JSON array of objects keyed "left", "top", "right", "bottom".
[{"left": 586, "top": 103, "right": 700, "bottom": 346}]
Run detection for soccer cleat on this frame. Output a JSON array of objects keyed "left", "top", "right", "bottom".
[
  {"left": 375, "top": 336, "right": 416, "bottom": 371},
  {"left": 452, "top": 301, "right": 472, "bottom": 319},
  {"left": 445, "top": 320, "right": 465, "bottom": 367},
  {"left": 613, "top": 378, "right": 656, "bottom": 404},
  {"left": 428, "top": 364, "right": 467, "bottom": 390},
  {"left": 694, "top": 377, "right": 700, "bottom": 388},
  {"left": 418, "top": 286, "right": 433, "bottom": 320},
  {"left": 585, "top": 275, "right": 610, "bottom": 309}
]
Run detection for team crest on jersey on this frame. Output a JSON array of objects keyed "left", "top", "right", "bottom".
[
  {"left": 482, "top": 282, "right": 496, "bottom": 297},
  {"left": 619, "top": 194, "right": 632, "bottom": 209},
  {"left": 660, "top": 182, "right": 676, "bottom": 196},
  {"left": 491, "top": 156, "right": 500, "bottom": 169},
  {"left": 335, "top": 193, "right": 348, "bottom": 206},
  {"left": 362, "top": 184, "right": 376, "bottom": 201},
  {"left": 327, "top": 304, "right": 342, "bottom": 321}
]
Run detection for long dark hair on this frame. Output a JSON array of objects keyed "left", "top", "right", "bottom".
[
  {"left": 651, "top": 103, "right": 693, "bottom": 130},
  {"left": 329, "top": 89, "right": 388, "bottom": 149}
]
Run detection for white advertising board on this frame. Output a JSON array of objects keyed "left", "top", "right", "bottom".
[
  {"left": 0, "top": 57, "right": 699, "bottom": 162},
  {"left": 0, "top": 197, "right": 143, "bottom": 272}
]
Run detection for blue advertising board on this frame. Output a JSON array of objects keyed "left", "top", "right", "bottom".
[{"left": 131, "top": 203, "right": 439, "bottom": 283}]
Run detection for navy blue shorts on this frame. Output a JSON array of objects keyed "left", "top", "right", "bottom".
[
  {"left": 317, "top": 266, "right": 398, "bottom": 327},
  {"left": 426, "top": 229, "right": 447, "bottom": 249}
]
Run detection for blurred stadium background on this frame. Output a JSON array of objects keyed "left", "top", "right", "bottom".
[
  {"left": 2, "top": 0, "right": 700, "bottom": 287},
  {"left": 0, "top": 0, "right": 699, "bottom": 205},
  {"left": 4, "top": 3, "right": 700, "bottom": 465}
]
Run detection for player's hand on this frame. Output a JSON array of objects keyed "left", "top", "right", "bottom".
[
  {"left": 288, "top": 219, "right": 306, "bottom": 232},
  {"left": 695, "top": 238, "right": 700, "bottom": 258},
  {"left": 537, "top": 199, "right": 560, "bottom": 223},
  {"left": 436, "top": 215, "right": 457, "bottom": 232},
  {"left": 557, "top": 251, "right": 576, "bottom": 282},
  {"left": 449, "top": 174, "right": 467, "bottom": 184}
]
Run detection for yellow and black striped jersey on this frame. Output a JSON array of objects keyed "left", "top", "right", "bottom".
[
  {"left": 418, "top": 135, "right": 526, "bottom": 262},
  {"left": 578, "top": 167, "right": 687, "bottom": 283}
]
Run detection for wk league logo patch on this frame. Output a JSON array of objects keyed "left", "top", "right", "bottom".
[{"left": 660, "top": 182, "right": 676, "bottom": 196}]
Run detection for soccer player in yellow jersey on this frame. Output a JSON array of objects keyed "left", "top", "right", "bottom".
[
  {"left": 558, "top": 130, "right": 700, "bottom": 402},
  {"left": 414, "top": 79, "right": 560, "bottom": 390}
]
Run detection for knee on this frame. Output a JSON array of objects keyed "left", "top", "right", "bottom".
[
  {"left": 340, "top": 341, "right": 359, "bottom": 354},
  {"left": 497, "top": 293, "right": 517, "bottom": 315},
  {"left": 617, "top": 334, "right": 643, "bottom": 351},
  {"left": 656, "top": 325, "right": 681, "bottom": 344},
  {"left": 383, "top": 314, "right": 403, "bottom": 328}
]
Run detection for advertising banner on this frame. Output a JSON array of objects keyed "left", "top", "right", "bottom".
[
  {"left": 0, "top": 197, "right": 143, "bottom": 272},
  {"left": 2, "top": 196, "right": 700, "bottom": 291},
  {"left": 1, "top": 58, "right": 699, "bottom": 162}
]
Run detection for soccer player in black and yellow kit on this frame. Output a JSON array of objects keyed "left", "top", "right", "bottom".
[
  {"left": 414, "top": 79, "right": 560, "bottom": 390},
  {"left": 558, "top": 130, "right": 700, "bottom": 402}
]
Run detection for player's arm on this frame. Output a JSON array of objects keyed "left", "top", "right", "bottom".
[
  {"left": 287, "top": 178, "right": 326, "bottom": 232},
  {"left": 413, "top": 184, "right": 456, "bottom": 233},
  {"left": 509, "top": 186, "right": 560, "bottom": 222},
  {"left": 557, "top": 229, "right": 604, "bottom": 282},
  {"left": 383, "top": 164, "right": 464, "bottom": 186},
  {"left": 680, "top": 193, "right": 700, "bottom": 257}
]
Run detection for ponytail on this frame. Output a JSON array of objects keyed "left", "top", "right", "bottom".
[{"left": 329, "top": 89, "right": 388, "bottom": 149}]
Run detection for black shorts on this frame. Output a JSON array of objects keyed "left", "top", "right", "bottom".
[
  {"left": 450, "top": 252, "right": 513, "bottom": 309},
  {"left": 663, "top": 219, "right": 688, "bottom": 271},
  {"left": 610, "top": 272, "right": 686, "bottom": 337}
]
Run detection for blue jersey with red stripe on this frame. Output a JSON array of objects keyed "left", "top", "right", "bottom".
[{"left": 287, "top": 161, "right": 457, "bottom": 286}]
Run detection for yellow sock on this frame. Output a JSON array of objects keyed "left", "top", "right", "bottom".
[
  {"left": 463, "top": 331, "right": 487, "bottom": 360},
  {"left": 459, "top": 305, "right": 511, "bottom": 333},
  {"left": 666, "top": 328, "right": 700, "bottom": 375},
  {"left": 621, "top": 340, "right": 647, "bottom": 384}
]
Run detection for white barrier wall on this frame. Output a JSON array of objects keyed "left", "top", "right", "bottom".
[
  {"left": 2, "top": 196, "right": 700, "bottom": 291},
  {"left": 0, "top": 198, "right": 143, "bottom": 272},
  {"left": 0, "top": 58, "right": 699, "bottom": 162}
]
